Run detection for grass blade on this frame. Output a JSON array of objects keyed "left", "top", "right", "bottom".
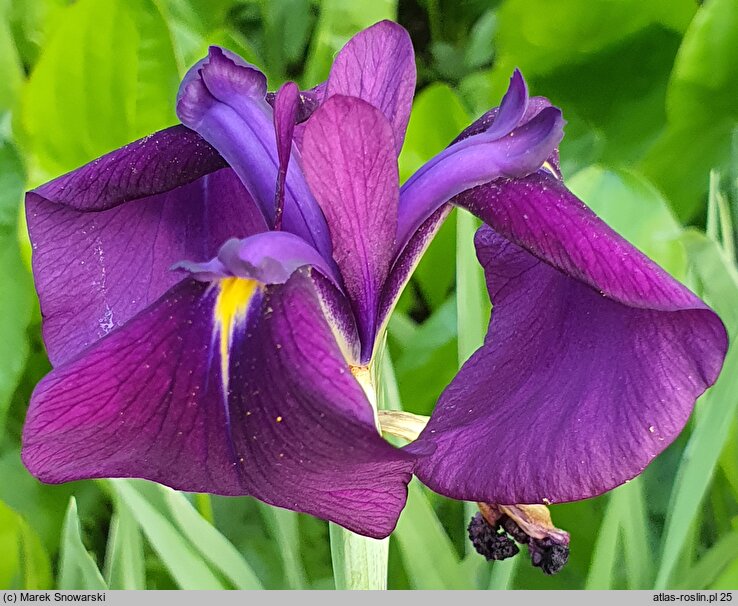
[
  {"left": 103, "top": 498, "right": 145, "bottom": 589},
  {"left": 455, "top": 210, "right": 488, "bottom": 366},
  {"left": 655, "top": 231, "right": 738, "bottom": 588},
  {"left": 587, "top": 480, "right": 653, "bottom": 589},
  {"left": 57, "top": 498, "right": 107, "bottom": 590},
  {"left": 161, "top": 486, "right": 263, "bottom": 589},
  {"left": 677, "top": 531, "right": 738, "bottom": 589},
  {"left": 488, "top": 557, "right": 519, "bottom": 589},
  {"left": 394, "top": 480, "right": 471, "bottom": 589},
  {"left": 619, "top": 479, "right": 654, "bottom": 588},
  {"left": 585, "top": 494, "right": 621, "bottom": 589},
  {"left": 258, "top": 504, "right": 307, "bottom": 589},
  {"left": 0, "top": 499, "right": 52, "bottom": 590},
  {"left": 112, "top": 480, "right": 224, "bottom": 589}
]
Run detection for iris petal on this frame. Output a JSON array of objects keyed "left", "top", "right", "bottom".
[
  {"left": 411, "top": 173, "right": 727, "bottom": 504},
  {"left": 396, "top": 105, "right": 564, "bottom": 251},
  {"left": 378, "top": 71, "right": 536, "bottom": 328},
  {"left": 23, "top": 273, "right": 414, "bottom": 538},
  {"left": 26, "top": 127, "right": 266, "bottom": 366},
  {"left": 302, "top": 95, "right": 400, "bottom": 362},
  {"left": 272, "top": 82, "right": 300, "bottom": 230},
  {"left": 325, "top": 20, "right": 416, "bottom": 153},
  {"left": 176, "top": 46, "right": 331, "bottom": 259},
  {"left": 177, "top": 231, "right": 342, "bottom": 288}
]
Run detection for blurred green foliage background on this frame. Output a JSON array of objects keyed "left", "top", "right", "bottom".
[{"left": 1, "top": 0, "right": 738, "bottom": 591}]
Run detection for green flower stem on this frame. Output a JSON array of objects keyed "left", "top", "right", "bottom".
[
  {"left": 330, "top": 355, "right": 390, "bottom": 590},
  {"left": 329, "top": 524, "right": 389, "bottom": 590}
]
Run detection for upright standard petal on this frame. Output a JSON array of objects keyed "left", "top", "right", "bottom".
[
  {"left": 411, "top": 172, "right": 727, "bottom": 504},
  {"left": 176, "top": 46, "right": 331, "bottom": 259},
  {"left": 302, "top": 95, "right": 400, "bottom": 361},
  {"left": 272, "top": 82, "right": 300, "bottom": 230},
  {"left": 23, "top": 271, "right": 414, "bottom": 538},
  {"left": 27, "top": 127, "right": 266, "bottom": 366},
  {"left": 325, "top": 20, "right": 416, "bottom": 153},
  {"left": 267, "top": 82, "right": 327, "bottom": 125}
]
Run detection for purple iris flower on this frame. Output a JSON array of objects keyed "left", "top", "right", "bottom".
[{"left": 22, "top": 21, "right": 727, "bottom": 541}]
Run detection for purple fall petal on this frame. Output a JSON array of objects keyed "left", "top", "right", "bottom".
[
  {"left": 177, "top": 46, "right": 331, "bottom": 259},
  {"left": 326, "top": 20, "right": 416, "bottom": 153},
  {"left": 23, "top": 272, "right": 414, "bottom": 538},
  {"left": 411, "top": 173, "right": 727, "bottom": 504},
  {"left": 27, "top": 128, "right": 266, "bottom": 366},
  {"left": 302, "top": 95, "right": 400, "bottom": 362},
  {"left": 32, "top": 125, "right": 226, "bottom": 211}
]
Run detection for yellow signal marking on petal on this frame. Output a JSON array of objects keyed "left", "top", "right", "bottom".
[{"left": 214, "top": 277, "right": 260, "bottom": 391}]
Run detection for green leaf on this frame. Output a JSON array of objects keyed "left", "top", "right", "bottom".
[
  {"left": 0, "top": 450, "right": 94, "bottom": 556},
  {"left": 665, "top": 0, "right": 738, "bottom": 132},
  {"left": 156, "top": 0, "right": 235, "bottom": 37},
  {"left": 655, "top": 230, "right": 738, "bottom": 588},
  {"left": 399, "top": 83, "right": 470, "bottom": 183},
  {"left": 405, "top": 211, "right": 456, "bottom": 313},
  {"left": 677, "top": 531, "right": 738, "bottom": 589},
  {"left": 393, "top": 480, "right": 471, "bottom": 589},
  {"left": 258, "top": 504, "right": 307, "bottom": 589},
  {"left": 463, "top": 10, "right": 496, "bottom": 71},
  {"left": 158, "top": 0, "right": 261, "bottom": 75},
  {"left": 111, "top": 480, "right": 225, "bottom": 589},
  {"left": 393, "top": 296, "right": 458, "bottom": 415},
  {"left": 57, "top": 498, "right": 107, "bottom": 590},
  {"left": 536, "top": 28, "right": 681, "bottom": 167},
  {"left": 619, "top": 479, "right": 654, "bottom": 589},
  {"left": 4, "top": 0, "right": 67, "bottom": 69},
  {"left": 20, "top": 0, "right": 179, "bottom": 179},
  {"left": 161, "top": 486, "right": 263, "bottom": 589},
  {"left": 487, "top": 557, "right": 518, "bottom": 590},
  {"left": 302, "top": 0, "right": 396, "bottom": 85},
  {"left": 395, "top": 84, "right": 472, "bottom": 312},
  {"left": 483, "top": 1, "right": 695, "bottom": 167},
  {"left": 710, "top": 554, "right": 738, "bottom": 590},
  {"left": 0, "top": 139, "right": 31, "bottom": 433},
  {"left": 455, "top": 190, "right": 488, "bottom": 564},
  {"left": 455, "top": 210, "right": 487, "bottom": 366},
  {"left": 494, "top": 0, "right": 695, "bottom": 78},
  {"left": 261, "top": 0, "right": 314, "bottom": 82},
  {"left": 103, "top": 499, "right": 146, "bottom": 589},
  {"left": 642, "top": 0, "right": 738, "bottom": 219},
  {"left": 0, "top": 499, "right": 51, "bottom": 590},
  {"left": 0, "top": 14, "right": 23, "bottom": 114},
  {"left": 585, "top": 495, "right": 621, "bottom": 589},
  {"left": 586, "top": 479, "right": 652, "bottom": 589}
]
